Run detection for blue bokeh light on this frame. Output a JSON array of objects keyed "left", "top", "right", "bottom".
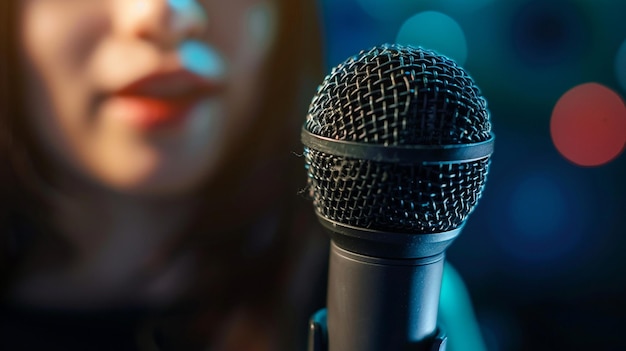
[
  {"left": 179, "top": 40, "right": 225, "bottom": 79},
  {"left": 510, "top": 175, "right": 566, "bottom": 239},
  {"left": 489, "top": 168, "right": 587, "bottom": 266},
  {"left": 168, "top": 0, "right": 195, "bottom": 12},
  {"left": 395, "top": 11, "right": 468, "bottom": 66}
]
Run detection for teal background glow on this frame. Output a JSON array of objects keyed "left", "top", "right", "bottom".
[{"left": 395, "top": 11, "right": 467, "bottom": 66}]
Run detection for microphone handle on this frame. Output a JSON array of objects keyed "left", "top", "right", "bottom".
[{"left": 325, "top": 240, "right": 446, "bottom": 351}]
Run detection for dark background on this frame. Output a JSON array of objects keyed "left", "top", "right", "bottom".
[{"left": 317, "top": 0, "right": 626, "bottom": 350}]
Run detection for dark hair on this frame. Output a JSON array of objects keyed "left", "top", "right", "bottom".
[{"left": 0, "top": 0, "right": 324, "bottom": 347}]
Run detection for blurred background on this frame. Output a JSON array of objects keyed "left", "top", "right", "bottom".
[{"left": 317, "top": 0, "right": 626, "bottom": 350}]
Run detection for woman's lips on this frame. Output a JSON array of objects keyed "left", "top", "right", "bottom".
[
  {"left": 108, "top": 93, "right": 204, "bottom": 130},
  {"left": 105, "top": 70, "right": 219, "bottom": 130}
]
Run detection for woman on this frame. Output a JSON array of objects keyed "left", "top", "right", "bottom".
[{"left": 0, "top": 0, "right": 326, "bottom": 350}]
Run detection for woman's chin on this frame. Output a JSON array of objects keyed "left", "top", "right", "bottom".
[
  {"left": 82, "top": 105, "right": 223, "bottom": 197},
  {"left": 86, "top": 154, "right": 214, "bottom": 198}
]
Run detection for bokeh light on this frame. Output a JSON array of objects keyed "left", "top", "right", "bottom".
[
  {"left": 616, "top": 38, "right": 626, "bottom": 94},
  {"left": 510, "top": 175, "right": 565, "bottom": 241},
  {"left": 179, "top": 40, "right": 226, "bottom": 79},
  {"left": 550, "top": 82, "right": 626, "bottom": 167},
  {"left": 168, "top": 0, "right": 204, "bottom": 17},
  {"left": 489, "top": 170, "right": 586, "bottom": 266},
  {"left": 395, "top": 11, "right": 468, "bottom": 66},
  {"left": 168, "top": 0, "right": 193, "bottom": 10}
]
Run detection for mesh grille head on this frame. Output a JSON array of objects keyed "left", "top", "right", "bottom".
[
  {"left": 305, "top": 44, "right": 491, "bottom": 146},
  {"left": 303, "top": 44, "right": 493, "bottom": 234}
]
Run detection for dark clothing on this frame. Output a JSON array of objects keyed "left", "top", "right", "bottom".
[{"left": 0, "top": 304, "right": 170, "bottom": 351}]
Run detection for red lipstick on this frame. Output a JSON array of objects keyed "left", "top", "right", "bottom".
[{"left": 108, "top": 70, "right": 218, "bottom": 130}]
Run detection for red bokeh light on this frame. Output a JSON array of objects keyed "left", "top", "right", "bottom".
[{"left": 550, "top": 83, "right": 626, "bottom": 167}]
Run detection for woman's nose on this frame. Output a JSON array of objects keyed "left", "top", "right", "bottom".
[{"left": 115, "top": 0, "right": 208, "bottom": 49}]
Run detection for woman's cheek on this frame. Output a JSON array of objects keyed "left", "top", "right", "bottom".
[{"left": 244, "top": 2, "right": 277, "bottom": 58}]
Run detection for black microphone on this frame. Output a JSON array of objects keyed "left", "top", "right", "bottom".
[{"left": 302, "top": 44, "right": 494, "bottom": 351}]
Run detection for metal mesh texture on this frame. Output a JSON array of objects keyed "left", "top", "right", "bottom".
[
  {"left": 304, "top": 44, "right": 491, "bottom": 145},
  {"left": 303, "top": 44, "right": 492, "bottom": 233}
]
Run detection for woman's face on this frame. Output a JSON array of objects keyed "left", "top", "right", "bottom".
[{"left": 19, "top": 0, "right": 276, "bottom": 196}]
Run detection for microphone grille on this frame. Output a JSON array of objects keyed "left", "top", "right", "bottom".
[
  {"left": 304, "top": 44, "right": 491, "bottom": 146},
  {"left": 303, "top": 44, "right": 492, "bottom": 234}
]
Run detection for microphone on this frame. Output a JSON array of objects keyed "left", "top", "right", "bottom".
[{"left": 302, "top": 44, "right": 494, "bottom": 351}]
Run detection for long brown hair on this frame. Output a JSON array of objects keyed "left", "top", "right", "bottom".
[{"left": 0, "top": 0, "right": 324, "bottom": 347}]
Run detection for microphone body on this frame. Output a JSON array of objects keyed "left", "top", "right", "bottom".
[
  {"left": 315, "top": 213, "right": 462, "bottom": 350},
  {"left": 327, "top": 240, "right": 444, "bottom": 351},
  {"left": 303, "top": 44, "right": 493, "bottom": 351}
]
